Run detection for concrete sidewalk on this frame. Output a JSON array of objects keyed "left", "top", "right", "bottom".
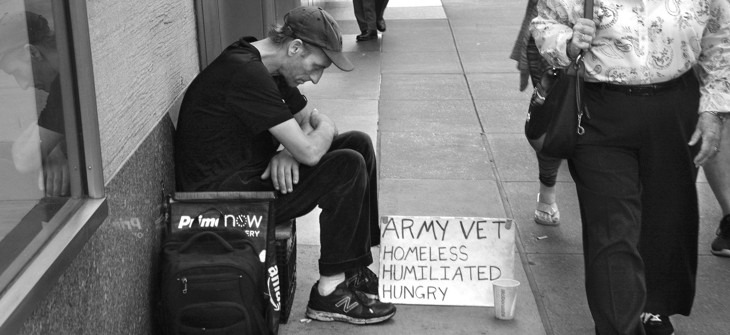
[{"left": 280, "top": 0, "right": 730, "bottom": 334}]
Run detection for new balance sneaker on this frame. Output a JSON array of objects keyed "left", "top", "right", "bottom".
[
  {"left": 641, "top": 313, "right": 674, "bottom": 335},
  {"left": 306, "top": 281, "right": 396, "bottom": 325},
  {"left": 711, "top": 214, "right": 730, "bottom": 257},
  {"left": 346, "top": 266, "right": 379, "bottom": 300}
]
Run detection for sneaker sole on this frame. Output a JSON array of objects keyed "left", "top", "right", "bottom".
[
  {"left": 711, "top": 249, "right": 730, "bottom": 257},
  {"left": 306, "top": 307, "right": 395, "bottom": 325}
]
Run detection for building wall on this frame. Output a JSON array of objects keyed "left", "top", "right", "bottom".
[
  {"left": 18, "top": 0, "right": 198, "bottom": 333},
  {"left": 87, "top": 0, "right": 199, "bottom": 182}
]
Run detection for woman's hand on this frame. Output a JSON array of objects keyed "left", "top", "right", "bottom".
[
  {"left": 689, "top": 112, "right": 725, "bottom": 167},
  {"left": 568, "top": 18, "right": 596, "bottom": 58}
]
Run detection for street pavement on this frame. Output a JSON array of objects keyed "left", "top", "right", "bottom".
[{"left": 280, "top": 0, "right": 730, "bottom": 334}]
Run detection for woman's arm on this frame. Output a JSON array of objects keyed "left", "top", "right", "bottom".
[
  {"left": 690, "top": 0, "right": 730, "bottom": 166},
  {"left": 530, "top": 0, "right": 585, "bottom": 67},
  {"left": 696, "top": 0, "right": 730, "bottom": 116}
]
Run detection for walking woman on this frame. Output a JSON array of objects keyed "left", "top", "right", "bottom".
[{"left": 531, "top": 1, "right": 729, "bottom": 334}]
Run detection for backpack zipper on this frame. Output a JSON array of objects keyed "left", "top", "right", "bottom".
[{"left": 177, "top": 273, "right": 245, "bottom": 294}]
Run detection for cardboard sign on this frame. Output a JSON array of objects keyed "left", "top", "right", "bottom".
[{"left": 378, "top": 216, "right": 515, "bottom": 307}]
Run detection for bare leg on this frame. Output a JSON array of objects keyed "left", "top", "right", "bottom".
[
  {"left": 535, "top": 152, "right": 562, "bottom": 226},
  {"left": 538, "top": 183, "right": 557, "bottom": 204}
]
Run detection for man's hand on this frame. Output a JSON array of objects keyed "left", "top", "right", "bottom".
[
  {"left": 270, "top": 108, "right": 336, "bottom": 167},
  {"left": 310, "top": 108, "right": 338, "bottom": 137},
  {"left": 261, "top": 150, "right": 300, "bottom": 194},
  {"left": 300, "top": 116, "right": 314, "bottom": 135},
  {"left": 42, "top": 144, "right": 69, "bottom": 196},
  {"left": 689, "top": 112, "right": 724, "bottom": 167}
]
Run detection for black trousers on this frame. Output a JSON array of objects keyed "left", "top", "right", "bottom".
[
  {"left": 353, "top": 0, "right": 377, "bottom": 31},
  {"left": 376, "top": 0, "right": 389, "bottom": 19},
  {"left": 569, "top": 74, "right": 700, "bottom": 335},
  {"left": 220, "top": 131, "right": 379, "bottom": 276}
]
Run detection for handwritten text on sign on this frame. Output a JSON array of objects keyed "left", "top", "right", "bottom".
[{"left": 378, "top": 216, "right": 515, "bottom": 307}]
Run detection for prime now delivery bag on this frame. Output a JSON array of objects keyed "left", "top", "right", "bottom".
[{"left": 163, "top": 191, "right": 282, "bottom": 334}]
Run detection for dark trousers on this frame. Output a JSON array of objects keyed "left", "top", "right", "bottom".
[
  {"left": 353, "top": 0, "right": 387, "bottom": 32},
  {"left": 221, "top": 131, "right": 379, "bottom": 276},
  {"left": 376, "top": 0, "right": 389, "bottom": 19},
  {"left": 570, "top": 74, "right": 700, "bottom": 334}
]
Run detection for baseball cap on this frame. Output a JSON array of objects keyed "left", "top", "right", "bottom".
[{"left": 283, "top": 6, "right": 354, "bottom": 72}]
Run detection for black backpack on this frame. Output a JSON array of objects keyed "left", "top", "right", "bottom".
[{"left": 160, "top": 230, "right": 269, "bottom": 334}]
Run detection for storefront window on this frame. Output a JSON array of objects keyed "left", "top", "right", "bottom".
[
  {"left": 0, "top": 3, "right": 71, "bottom": 278},
  {"left": 0, "top": 0, "right": 107, "bottom": 331}
]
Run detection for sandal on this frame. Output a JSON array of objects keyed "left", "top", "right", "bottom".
[{"left": 534, "top": 194, "right": 560, "bottom": 226}]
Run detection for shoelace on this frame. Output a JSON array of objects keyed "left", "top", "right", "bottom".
[
  {"left": 352, "top": 289, "right": 370, "bottom": 302},
  {"left": 349, "top": 268, "right": 376, "bottom": 287},
  {"left": 361, "top": 268, "right": 377, "bottom": 284},
  {"left": 347, "top": 270, "right": 361, "bottom": 286},
  {"left": 641, "top": 313, "right": 662, "bottom": 324}
]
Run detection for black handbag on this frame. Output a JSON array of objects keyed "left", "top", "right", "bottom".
[{"left": 524, "top": 0, "right": 594, "bottom": 159}]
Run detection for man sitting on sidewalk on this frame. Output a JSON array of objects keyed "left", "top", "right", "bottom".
[{"left": 174, "top": 6, "right": 395, "bottom": 325}]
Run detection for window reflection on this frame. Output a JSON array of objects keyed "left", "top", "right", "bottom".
[{"left": 0, "top": 3, "right": 69, "bottom": 270}]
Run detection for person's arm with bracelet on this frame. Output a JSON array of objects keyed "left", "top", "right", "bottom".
[
  {"left": 688, "top": 0, "right": 730, "bottom": 166},
  {"left": 530, "top": 0, "right": 594, "bottom": 68}
]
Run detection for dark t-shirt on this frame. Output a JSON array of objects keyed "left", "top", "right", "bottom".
[
  {"left": 174, "top": 37, "right": 307, "bottom": 192},
  {"left": 37, "top": 76, "right": 67, "bottom": 156},
  {"left": 38, "top": 76, "right": 64, "bottom": 134}
]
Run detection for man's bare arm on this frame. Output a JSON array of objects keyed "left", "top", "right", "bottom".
[
  {"left": 269, "top": 109, "right": 336, "bottom": 166},
  {"left": 262, "top": 109, "right": 337, "bottom": 193}
]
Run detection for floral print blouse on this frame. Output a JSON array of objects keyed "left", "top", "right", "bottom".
[{"left": 530, "top": 0, "right": 730, "bottom": 114}]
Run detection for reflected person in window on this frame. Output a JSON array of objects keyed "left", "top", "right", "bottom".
[{"left": 0, "top": 11, "right": 68, "bottom": 197}]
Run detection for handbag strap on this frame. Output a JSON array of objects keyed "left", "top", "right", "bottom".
[
  {"left": 573, "top": 0, "right": 595, "bottom": 131},
  {"left": 584, "top": 0, "right": 594, "bottom": 20},
  {"left": 574, "top": 0, "right": 594, "bottom": 59}
]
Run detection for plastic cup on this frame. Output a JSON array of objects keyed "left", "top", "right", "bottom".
[{"left": 492, "top": 278, "right": 520, "bottom": 320}]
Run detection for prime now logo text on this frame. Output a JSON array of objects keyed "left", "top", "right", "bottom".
[{"left": 178, "top": 214, "right": 263, "bottom": 230}]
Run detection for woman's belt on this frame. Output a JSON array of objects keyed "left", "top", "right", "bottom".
[{"left": 585, "top": 71, "right": 693, "bottom": 96}]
